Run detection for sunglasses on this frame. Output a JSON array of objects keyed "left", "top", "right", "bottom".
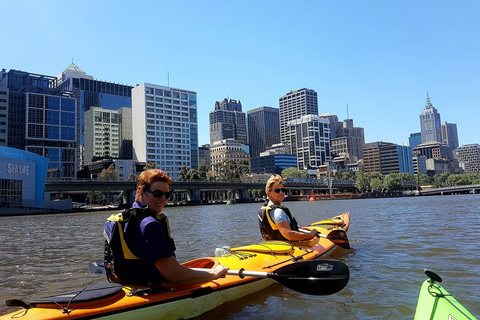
[
  {"left": 145, "top": 189, "right": 173, "bottom": 199},
  {"left": 271, "top": 188, "right": 286, "bottom": 193}
]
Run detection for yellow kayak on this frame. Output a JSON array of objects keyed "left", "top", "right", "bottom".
[{"left": 2, "top": 212, "right": 350, "bottom": 320}]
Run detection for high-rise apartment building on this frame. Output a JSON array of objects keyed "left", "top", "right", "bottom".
[
  {"left": 132, "top": 83, "right": 198, "bottom": 180},
  {"left": 57, "top": 62, "right": 133, "bottom": 166},
  {"left": 209, "top": 98, "right": 247, "bottom": 145},
  {"left": 84, "top": 107, "right": 121, "bottom": 166},
  {"left": 457, "top": 144, "right": 480, "bottom": 173},
  {"left": 420, "top": 93, "right": 442, "bottom": 143},
  {"left": 441, "top": 122, "right": 459, "bottom": 150},
  {"left": 287, "top": 115, "right": 330, "bottom": 170},
  {"left": 279, "top": 88, "right": 318, "bottom": 147},
  {"left": 247, "top": 106, "right": 280, "bottom": 158},
  {"left": 0, "top": 69, "right": 77, "bottom": 180}
]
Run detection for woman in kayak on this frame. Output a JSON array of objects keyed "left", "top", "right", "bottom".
[
  {"left": 104, "top": 169, "right": 228, "bottom": 287},
  {"left": 258, "top": 174, "right": 318, "bottom": 241}
]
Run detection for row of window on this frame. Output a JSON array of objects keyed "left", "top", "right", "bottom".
[{"left": 0, "top": 178, "right": 22, "bottom": 207}]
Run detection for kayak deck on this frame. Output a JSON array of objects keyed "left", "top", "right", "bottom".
[
  {"left": 1, "top": 212, "right": 350, "bottom": 320},
  {"left": 414, "top": 270, "right": 478, "bottom": 320}
]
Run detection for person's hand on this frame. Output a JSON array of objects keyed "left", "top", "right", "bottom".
[
  {"left": 212, "top": 264, "right": 229, "bottom": 279},
  {"left": 310, "top": 228, "right": 319, "bottom": 237}
]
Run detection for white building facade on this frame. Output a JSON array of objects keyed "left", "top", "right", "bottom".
[
  {"left": 132, "top": 83, "right": 198, "bottom": 180},
  {"left": 287, "top": 115, "right": 331, "bottom": 170},
  {"left": 84, "top": 107, "right": 120, "bottom": 166}
]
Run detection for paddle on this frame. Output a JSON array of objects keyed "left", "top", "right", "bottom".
[
  {"left": 299, "top": 228, "right": 351, "bottom": 249},
  {"left": 89, "top": 259, "right": 349, "bottom": 296}
]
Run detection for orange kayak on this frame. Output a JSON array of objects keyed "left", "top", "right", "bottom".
[{"left": 1, "top": 212, "right": 350, "bottom": 320}]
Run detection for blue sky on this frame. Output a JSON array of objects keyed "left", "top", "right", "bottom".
[{"left": 1, "top": 0, "right": 479, "bottom": 146}]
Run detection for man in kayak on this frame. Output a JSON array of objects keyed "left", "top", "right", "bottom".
[
  {"left": 258, "top": 174, "right": 319, "bottom": 241},
  {"left": 104, "top": 169, "right": 228, "bottom": 287}
]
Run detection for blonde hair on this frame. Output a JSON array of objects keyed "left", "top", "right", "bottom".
[{"left": 265, "top": 174, "right": 283, "bottom": 194}]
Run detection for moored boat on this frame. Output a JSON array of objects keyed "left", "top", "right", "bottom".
[
  {"left": 414, "top": 269, "right": 478, "bottom": 320},
  {"left": 2, "top": 212, "right": 350, "bottom": 320}
]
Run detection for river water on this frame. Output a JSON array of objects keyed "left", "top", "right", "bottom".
[{"left": 1, "top": 194, "right": 479, "bottom": 319}]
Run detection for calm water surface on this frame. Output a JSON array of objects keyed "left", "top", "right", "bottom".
[{"left": 1, "top": 194, "right": 479, "bottom": 319}]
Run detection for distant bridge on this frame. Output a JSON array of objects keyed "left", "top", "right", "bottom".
[
  {"left": 419, "top": 184, "right": 480, "bottom": 196},
  {"left": 44, "top": 179, "right": 358, "bottom": 204}
]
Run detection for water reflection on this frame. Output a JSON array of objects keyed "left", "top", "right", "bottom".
[{"left": 0, "top": 194, "right": 479, "bottom": 319}]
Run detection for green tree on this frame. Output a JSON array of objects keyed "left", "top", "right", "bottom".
[
  {"left": 281, "top": 167, "right": 309, "bottom": 179},
  {"left": 144, "top": 162, "right": 157, "bottom": 170},
  {"left": 188, "top": 169, "right": 199, "bottom": 180},
  {"left": 86, "top": 191, "right": 103, "bottom": 205},
  {"left": 222, "top": 160, "right": 240, "bottom": 181},
  {"left": 98, "top": 164, "right": 116, "bottom": 180},
  {"left": 383, "top": 173, "right": 402, "bottom": 191},
  {"left": 370, "top": 178, "right": 384, "bottom": 193},
  {"left": 237, "top": 160, "right": 251, "bottom": 180},
  {"left": 341, "top": 171, "right": 354, "bottom": 180},
  {"left": 434, "top": 172, "right": 450, "bottom": 187},
  {"left": 355, "top": 171, "right": 370, "bottom": 193},
  {"left": 417, "top": 174, "right": 433, "bottom": 186},
  {"left": 198, "top": 163, "right": 209, "bottom": 180},
  {"left": 179, "top": 165, "right": 188, "bottom": 180},
  {"left": 127, "top": 173, "right": 138, "bottom": 181}
]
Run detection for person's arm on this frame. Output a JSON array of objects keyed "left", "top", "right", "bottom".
[
  {"left": 276, "top": 221, "right": 318, "bottom": 241},
  {"left": 155, "top": 256, "right": 229, "bottom": 285}
]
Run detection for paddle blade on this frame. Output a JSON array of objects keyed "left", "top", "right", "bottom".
[
  {"left": 326, "top": 230, "right": 351, "bottom": 249},
  {"left": 271, "top": 260, "right": 349, "bottom": 295}
]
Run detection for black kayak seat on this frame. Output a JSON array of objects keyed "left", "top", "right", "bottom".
[{"left": 29, "top": 283, "right": 123, "bottom": 306}]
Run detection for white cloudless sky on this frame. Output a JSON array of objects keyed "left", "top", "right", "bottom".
[{"left": 1, "top": 0, "right": 479, "bottom": 146}]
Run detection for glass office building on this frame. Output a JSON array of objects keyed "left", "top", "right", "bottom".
[{"left": 0, "top": 69, "right": 77, "bottom": 180}]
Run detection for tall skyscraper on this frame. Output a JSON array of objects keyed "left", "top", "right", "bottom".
[
  {"left": 57, "top": 62, "right": 133, "bottom": 166},
  {"left": 0, "top": 69, "right": 77, "bottom": 180},
  {"left": 209, "top": 98, "right": 247, "bottom": 145},
  {"left": 287, "top": 115, "right": 331, "bottom": 170},
  {"left": 279, "top": 88, "right": 318, "bottom": 147},
  {"left": 419, "top": 93, "right": 442, "bottom": 143},
  {"left": 132, "top": 83, "right": 198, "bottom": 179},
  {"left": 441, "top": 122, "right": 459, "bottom": 150},
  {"left": 247, "top": 106, "right": 280, "bottom": 158}
]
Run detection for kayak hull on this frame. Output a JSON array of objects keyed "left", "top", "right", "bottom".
[
  {"left": 1, "top": 212, "right": 350, "bottom": 320},
  {"left": 414, "top": 279, "right": 477, "bottom": 320}
]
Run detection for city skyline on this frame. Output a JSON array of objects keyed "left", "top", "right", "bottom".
[{"left": 1, "top": 1, "right": 479, "bottom": 147}]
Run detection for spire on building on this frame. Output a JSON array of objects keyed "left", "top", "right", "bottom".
[
  {"left": 425, "top": 92, "right": 433, "bottom": 109},
  {"left": 65, "top": 59, "right": 85, "bottom": 72}
]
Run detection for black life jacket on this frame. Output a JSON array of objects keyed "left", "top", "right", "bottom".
[
  {"left": 103, "top": 207, "right": 176, "bottom": 286},
  {"left": 258, "top": 203, "right": 299, "bottom": 241}
]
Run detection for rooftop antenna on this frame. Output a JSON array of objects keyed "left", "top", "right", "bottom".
[
  {"left": 167, "top": 68, "right": 170, "bottom": 87},
  {"left": 346, "top": 103, "right": 349, "bottom": 119}
]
